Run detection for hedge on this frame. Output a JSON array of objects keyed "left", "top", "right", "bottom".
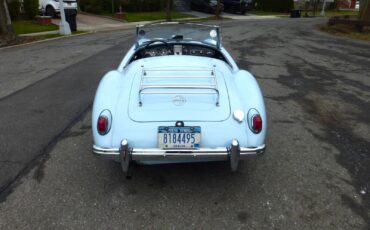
[
  {"left": 255, "top": 0, "right": 294, "bottom": 12},
  {"left": 80, "top": 0, "right": 168, "bottom": 13},
  {"left": 23, "top": 0, "right": 39, "bottom": 19},
  {"left": 7, "top": 0, "right": 21, "bottom": 20}
]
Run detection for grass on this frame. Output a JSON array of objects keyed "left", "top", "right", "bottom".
[
  {"left": 12, "top": 20, "right": 58, "bottom": 34},
  {"left": 102, "top": 11, "right": 194, "bottom": 22},
  {"left": 319, "top": 24, "right": 370, "bottom": 42}
]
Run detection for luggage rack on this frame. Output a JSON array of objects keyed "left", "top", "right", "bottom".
[{"left": 138, "top": 67, "right": 220, "bottom": 106}]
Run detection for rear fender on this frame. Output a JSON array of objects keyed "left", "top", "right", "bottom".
[
  {"left": 234, "top": 70, "right": 266, "bottom": 147},
  {"left": 92, "top": 70, "right": 123, "bottom": 147}
]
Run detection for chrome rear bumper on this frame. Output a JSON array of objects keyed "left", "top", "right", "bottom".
[
  {"left": 92, "top": 144, "right": 265, "bottom": 161},
  {"left": 93, "top": 139, "right": 265, "bottom": 173}
]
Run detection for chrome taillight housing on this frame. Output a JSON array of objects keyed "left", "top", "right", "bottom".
[
  {"left": 248, "top": 109, "right": 262, "bottom": 134},
  {"left": 97, "top": 110, "right": 112, "bottom": 135}
]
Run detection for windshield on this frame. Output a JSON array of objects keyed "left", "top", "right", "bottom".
[{"left": 136, "top": 22, "right": 221, "bottom": 49}]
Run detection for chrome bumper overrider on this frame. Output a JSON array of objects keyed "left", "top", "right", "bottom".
[{"left": 92, "top": 139, "right": 265, "bottom": 173}]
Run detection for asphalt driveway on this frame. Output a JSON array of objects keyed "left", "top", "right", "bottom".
[
  {"left": 0, "top": 18, "right": 369, "bottom": 229},
  {"left": 52, "top": 13, "right": 126, "bottom": 32}
]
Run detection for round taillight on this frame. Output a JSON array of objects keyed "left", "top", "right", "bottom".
[
  {"left": 97, "top": 116, "right": 108, "bottom": 135},
  {"left": 252, "top": 114, "right": 262, "bottom": 134}
]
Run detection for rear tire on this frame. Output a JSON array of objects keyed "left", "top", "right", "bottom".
[{"left": 46, "top": 6, "right": 55, "bottom": 18}]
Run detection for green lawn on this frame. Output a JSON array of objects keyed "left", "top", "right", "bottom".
[
  {"left": 12, "top": 20, "right": 59, "bottom": 34},
  {"left": 102, "top": 11, "right": 194, "bottom": 22}
]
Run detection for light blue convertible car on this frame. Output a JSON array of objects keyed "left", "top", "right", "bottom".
[{"left": 92, "top": 22, "right": 266, "bottom": 176}]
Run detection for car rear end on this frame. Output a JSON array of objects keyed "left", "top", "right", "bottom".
[{"left": 92, "top": 56, "right": 266, "bottom": 174}]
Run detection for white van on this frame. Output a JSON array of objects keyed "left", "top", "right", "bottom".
[{"left": 39, "top": 0, "right": 78, "bottom": 17}]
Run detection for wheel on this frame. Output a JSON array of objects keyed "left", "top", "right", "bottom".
[{"left": 46, "top": 6, "right": 55, "bottom": 18}]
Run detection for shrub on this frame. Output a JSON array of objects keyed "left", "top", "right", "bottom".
[
  {"left": 255, "top": 0, "right": 294, "bottom": 12},
  {"left": 23, "top": 0, "right": 39, "bottom": 19},
  {"left": 7, "top": 0, "right": 21, "bottom": 20},
  {"left": 119, "top": 0, "right": 167, "bottom": 12},
  {"left": 80, "top": 0, "right": 167, "bottom": 13},
  {"left": 85, "top": 5, "right": 103, "bottom": 14}
]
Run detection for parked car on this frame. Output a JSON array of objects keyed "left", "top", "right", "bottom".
[
  {"left": 221, "top": 0, "right": 253, "bottom": 14},
  {"left": 92, "top": 22, "right": 267, "bottom": 176},
  {"left": 190, "top": 0, "right": 224, "bottom": 14},
  {"left": 39, "top": 0, "right": 77, "bottom": 18}
]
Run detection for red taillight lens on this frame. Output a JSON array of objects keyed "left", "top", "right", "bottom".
[
  {"left": 252, "top": 114, "right": 262, "bottom": 133},
  {"left": 97, "top": 116, "right": 108, "bottom": 135}
]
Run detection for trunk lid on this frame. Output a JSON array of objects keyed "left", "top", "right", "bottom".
[{"left": 128, "top": 66, "right": 231, "bottom": 122}]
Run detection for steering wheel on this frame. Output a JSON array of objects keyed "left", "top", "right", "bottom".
[{"left": 144, "top": 40, "right": 169, "bottom": 49}]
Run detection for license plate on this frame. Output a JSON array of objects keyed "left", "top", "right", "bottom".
[{"left": 158, "top": 126, "right": 201, "bottom": 149}]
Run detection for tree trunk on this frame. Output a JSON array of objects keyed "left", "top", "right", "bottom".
[
  {"left": 359, "top": 0, "right": 370, "bottom": 21},
  {"left": 215, "top": 0, "right": 221, "bottom": 19},
  {"left": 166, "top": 0, "right": 172, "bottom": 21},
  {"left": 312, "top": 0, "right": 319, "bottom": 16},
  {"left": 0, "top": 0, "right": 15, "bottom": 45}
]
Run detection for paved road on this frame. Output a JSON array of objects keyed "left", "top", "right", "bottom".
[
  {"left": 0, "top": 18, "right": 369, "bottom": 229},
  {"left": 0, "top": 31, "right": 131, "bottom": 98},
  {"left": 0, "top": 31, "right": 134, "bottom": 192}
]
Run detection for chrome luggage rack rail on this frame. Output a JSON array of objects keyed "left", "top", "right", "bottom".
[{"left": 138, "top": 67, "right": 220, "bottom": 106}]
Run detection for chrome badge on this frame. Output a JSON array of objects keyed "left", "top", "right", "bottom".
[{"left": 172, "top": 95, "right": 186, "bottom": 106}]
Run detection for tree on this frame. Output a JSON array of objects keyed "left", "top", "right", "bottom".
[
  {"left": 311, "top": 0, "right": 319, "bottom": 16},
  {"left": 359, "top": 0, "right": 370, "bottom": 21},
  {"left": 215, "top": 0, "right": 221, "bottom": 19},
  {"left": 7, "top": 0, "right": 21, "bottom": 20},
  {"left": 256, "top": 0, "right": 293, "bottom": 12},
  {"left": 166, "top": 0, "right": 172, "bottom": 21},
  {"left": 23, "top": 0, "right": 39, "bottom": 19},
  {"left": 0, "top": 0, "right": 15, "bottom": 44}
]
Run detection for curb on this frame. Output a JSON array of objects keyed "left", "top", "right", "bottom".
[
  {"left": 0, "top": 31, "right": 93, "bottom": 51},
  {"left": 18, "top": 30, "right": 59, "bottom": 37}
]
